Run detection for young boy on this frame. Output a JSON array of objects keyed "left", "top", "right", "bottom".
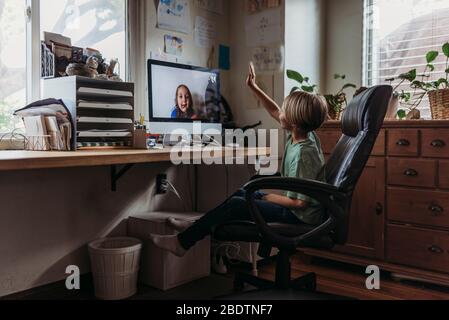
[{"left": 149, "top": 63, "right": 329, "bottom": 257}]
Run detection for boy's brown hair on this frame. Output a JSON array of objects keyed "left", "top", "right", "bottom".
[{"left": 282, "top": 91, "right": 328, "bottom": 133}]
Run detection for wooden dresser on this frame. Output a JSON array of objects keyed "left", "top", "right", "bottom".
[{"left": 305, "top": 120, "right": 449, "bottom": 285}]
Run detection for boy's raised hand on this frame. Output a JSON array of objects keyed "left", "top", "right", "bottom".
[{"left": 246, "top": 62, "right": 258, "bottom": 90}]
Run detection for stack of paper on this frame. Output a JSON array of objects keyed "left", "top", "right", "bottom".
[{"left": 15, "top": 99, "right": 74, "bottom": 151}]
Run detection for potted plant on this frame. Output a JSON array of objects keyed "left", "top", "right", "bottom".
[
  {"left": 286, "top": 70, "right": 357, "bottom": 120},
  {"left": 427, "top": 42, "right": 449, "bottom": 119},
  {"left": 386, "top": 44, "right": 449, "bottom": 120},
  {"left": 323, "top": 74, "right": 357, "bottom": 120}
]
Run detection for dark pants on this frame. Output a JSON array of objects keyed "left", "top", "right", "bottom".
[{"left": 178, "top": 189, "right": 302, "bottom": 250}]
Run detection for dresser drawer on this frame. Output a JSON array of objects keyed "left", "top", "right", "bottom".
[
  {"left": 440, "top": 161, "right": 449, "bottom": 189},
  {"left": 388, "top": 188, "right": 449, "bottom": 228},
  {"left": 422, "top": 130, "right": 449, "bottom": 158},
  {"left": 387, "top": 225, "right": 449, "bottom": 273},
  {"left": 388, "top": 130, "right": 419, "bottom": 157},
  {"left": 387, "top": 159, "right": 436, "bottom": 188}
]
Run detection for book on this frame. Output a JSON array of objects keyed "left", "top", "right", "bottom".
[
  {"left": 45, "top": 116, "right": 64, "bottom": 150},
  {"left": 23, "top": 116, "right": 50, "bottom": 151}
]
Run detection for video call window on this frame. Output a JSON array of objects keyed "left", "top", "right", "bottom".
[{"left": 149, "top": 62, "right": 221, "bottom": 123}]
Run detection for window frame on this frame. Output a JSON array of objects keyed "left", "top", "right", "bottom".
[{"left": 0, "top": 0, "right": 130, "bottom": 134}]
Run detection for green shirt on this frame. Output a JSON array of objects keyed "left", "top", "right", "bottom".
[{"left": 281, "top": 131, "right": 326, "bottom": 225}]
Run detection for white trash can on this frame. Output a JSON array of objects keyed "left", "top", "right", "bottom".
[{"left": 88, "top": 237, "right": 142, "bottom": 300}]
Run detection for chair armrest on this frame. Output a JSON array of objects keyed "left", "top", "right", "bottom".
[{"left": 243, "top": 177, "right": 349, "bottom": 249}]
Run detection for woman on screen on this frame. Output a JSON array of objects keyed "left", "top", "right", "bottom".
[{"left": 171, "top": 85, "right": 196, "bottom": 119}]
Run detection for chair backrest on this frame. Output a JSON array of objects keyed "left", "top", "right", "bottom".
[{"left": 324, "top": 85, "right": 392, "bottom": 244}]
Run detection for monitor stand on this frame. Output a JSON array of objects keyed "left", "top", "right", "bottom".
[{"left": 162, "top": 134, "right": 192, "bottom": 147}]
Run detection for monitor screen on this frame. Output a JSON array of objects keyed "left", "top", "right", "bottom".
[{"left": 148, "top": 60, "right": 221, "bottom": 124}]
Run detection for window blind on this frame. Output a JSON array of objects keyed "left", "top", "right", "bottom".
[{"left": 364, "top": 0, "right": 449, "bottom": 119}]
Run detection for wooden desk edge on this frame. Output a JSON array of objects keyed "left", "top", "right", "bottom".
[{"left": 0, "top": 147, "right": 272, "bottom": 172}]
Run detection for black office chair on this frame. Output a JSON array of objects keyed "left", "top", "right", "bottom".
[{"left": 214, "top": 85, "right": 393, "bottom": 299}]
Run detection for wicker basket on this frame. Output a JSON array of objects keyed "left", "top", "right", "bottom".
[
  {"left": 88, "top": 237, "right": 142, "bottom": 300},
  {"left": 428, "top": 88, "right": 449, "bottom": 119}
]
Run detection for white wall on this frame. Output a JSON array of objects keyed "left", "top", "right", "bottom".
[
  {"left": 324, "top": 0, "right": 364, "bottom": 95},
  {"left": 284, "top": 0, "right": 326, "bottom": 95}
]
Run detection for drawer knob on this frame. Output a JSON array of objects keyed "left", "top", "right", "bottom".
[
  {"left": 428, "top": 204, "right": 444, "bottom": 216},
  {"left": 396, "top": 139, "right": 411, "bottom": 147},
  {"left": 428, "top": 245, "right": 444, "bottom": 254},
  {"left": 375, "top": 202, "right": 383, "bottom": 216},
  {"left": 430, "top": 139, "right": 446, "bottom": 148},
  {"left": 404, "top": 169, "right": 418, "bottom": 177}
]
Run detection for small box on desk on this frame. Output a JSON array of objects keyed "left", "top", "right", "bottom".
[{"left": 127, "top": 212, "right": 210, "bottom": 291}]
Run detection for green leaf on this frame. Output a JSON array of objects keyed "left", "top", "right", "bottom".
[
  {"left": 397, "top": 109, "right": 407, "bottom": 120},
  {"left": 399, "top": 91, "right": 411, "bottom": 102},
  {"left": 334, "top": 74, "right": 341, "bottom": 80},
  {"left": 426, "top": 51, "right": 439, "bottom": 63},
  {"left": 399, "top": 69, "right": 417, "bottom": 82},
  {"left": 427, "top": 64, "right": 435, "bottom": 72},
  {"left": 301, "top": 85, "right": 315, "bottom": 93},
  {"left": 290, "top": 87, "right": 300, "bottom": 94},
  {"left": 304, "top": 77, "right": 310, "bottom": 83},
  {"left": 287, "top": 70, "right": 304, "bottom": 84},
  {"left": 443, "top": 42, "right": 449, "bottom": 57},
  {"left": 437, "top": 78, "right": 449, "bottom": 88}
]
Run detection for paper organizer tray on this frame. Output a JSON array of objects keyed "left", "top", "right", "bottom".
[{"left": 43, "top": 76, "right": 135, "bottom": 150}]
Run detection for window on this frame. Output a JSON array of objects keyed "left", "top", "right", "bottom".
[
  {"left": 0, "top": 0, "right": 127, "bottom": 133},
  {"left": 364, "top": 0, "right": 449, "bottom": 118},
  {"left": 40, "top": 0, "right": 127, "bottom": 80},
  {"left": 0, "top": 0, "right": 27, "bottom": 132}
]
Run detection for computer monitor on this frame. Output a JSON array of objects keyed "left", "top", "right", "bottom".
[{"left": 148, "top": 59, "right": 223, "bottom": 136}]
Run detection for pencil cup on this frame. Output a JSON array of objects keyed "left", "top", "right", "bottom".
[{"left": 133, "top": 129, "right": 147, "bottom": 149}]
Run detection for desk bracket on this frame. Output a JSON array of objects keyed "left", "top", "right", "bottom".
[{"left": 111, "top": 164, "right": 135, "bottom": 192}]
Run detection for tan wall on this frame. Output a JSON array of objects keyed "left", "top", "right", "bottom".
[{"left": 324, "top": 0, "right": 364, "bottom": 96}]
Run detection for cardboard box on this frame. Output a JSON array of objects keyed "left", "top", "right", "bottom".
[{"left": 127, "top": 212, "right": 210, "bottom": 291}]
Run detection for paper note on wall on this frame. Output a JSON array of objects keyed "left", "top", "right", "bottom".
[
  {"left": 252, "top": 46, "right": 283, "bottom": 72},
  {"left": 195, "top": 0, "right": 223, "bottom": 14},
  {"left": 195, "top": 16, "right": 216, "bottom": 48},
  {"left": 245, "top": 8, "right": 282, "bottom": 47},
  {"left": 157, "top": 0, "right": 191, "bottom": 34}
]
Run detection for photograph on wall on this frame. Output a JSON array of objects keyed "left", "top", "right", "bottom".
[
  {"left": 157, "top": 0, "right": 192, "bottom": 34},
  {"left": 164, "top": 35, "right": 184, "bottom": 56}
]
